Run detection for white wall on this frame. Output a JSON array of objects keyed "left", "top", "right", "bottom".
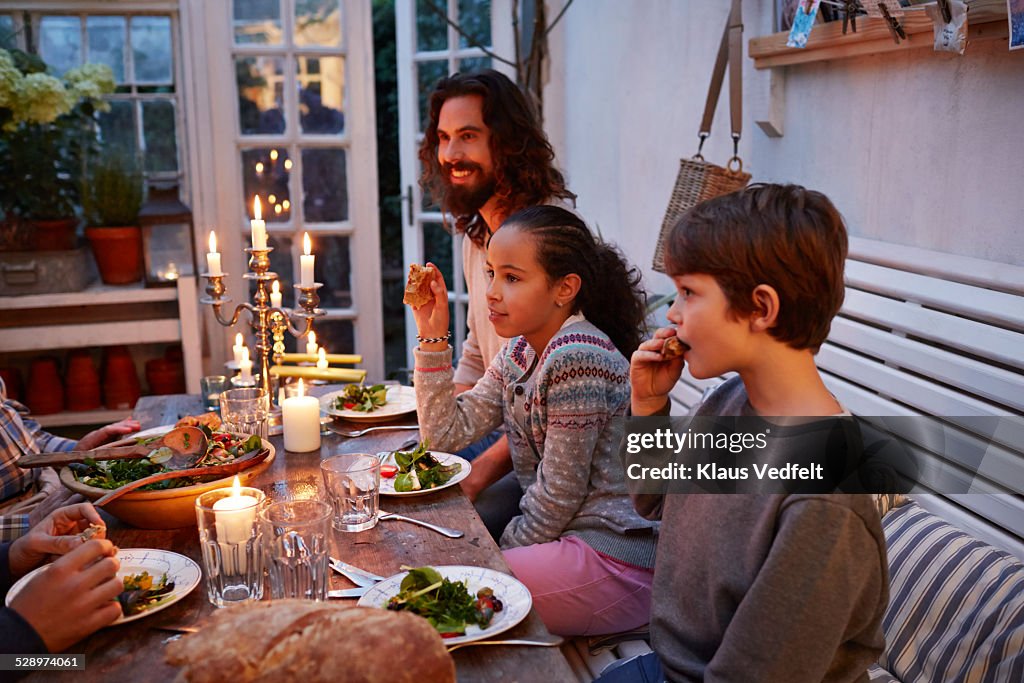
[{"left": 544, "top": 0, "right": 1024, "bottom": 298}]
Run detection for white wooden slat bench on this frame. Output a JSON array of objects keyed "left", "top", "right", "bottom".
[{"left": 565, "top": 237, "right": 1024, "bottom": 682}]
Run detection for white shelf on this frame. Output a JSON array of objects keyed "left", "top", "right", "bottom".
[
  {"left": 35, "top": 408, "right": 132, "bottom": 428},
  {"left": 1, "top": 319, "right": 183, "bottom": 352},
  {"left": 0, "top": 281, "right": 178, "bottom": 310}
]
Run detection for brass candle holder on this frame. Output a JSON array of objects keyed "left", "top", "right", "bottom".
[{"left": 201, "top": 246, "right": 324, "bottom": 398}]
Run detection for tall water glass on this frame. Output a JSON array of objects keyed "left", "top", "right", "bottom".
[
  {"left": 195, "top": 486, "right": 266, "bottom": 607},
  {"left": 260, "top": 499, "right": 332, "bottom": 601},
  {"left": 219, "top": 387, "right": 270, "bottom": 438},
  {"left": 320, "top": 454, "right": 380, "bottom": 532}
]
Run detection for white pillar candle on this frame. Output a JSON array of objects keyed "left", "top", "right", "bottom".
[
  {"left": 233, "top": 333, "right": 245, "bottom": 365},
  {"left": 316, "top": 347, "right": 328, "bottom": 371},
  {"left": 251, "top": 196, "right": 267, "bottom": 250},
  {"left": 305, "top": 330, "right": 318, "bottom": 356},
  {"left": 213, "top": 477, "right": 259, "bottom": 573},
  {"left": 270, "top": 280, "right": 283, "bottom": 309},
  {"left": 206, "top": 231, "right": 222, "bottom": 276},
  {"left": 282, "top": 380, "right": 321, "bottom": 452},
  {"left": 300, "top": 232, "right": 315, "bottom": 286},
  {"left": 239, "top": 347, "right": 253, "bottom": 383}
]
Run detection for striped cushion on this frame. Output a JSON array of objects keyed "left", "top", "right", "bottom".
[
  {"left": 879, "top": 502, "right": 1024, "bottom": 682},
  {"left": 867, "top": 664, "right": 900, "bottom": 682}
]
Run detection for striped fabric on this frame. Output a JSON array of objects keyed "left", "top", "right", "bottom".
[
  {"left": 867, "top": 664, "right": 901, "bottom": 682},
  {"left": 877, "top": 502, "right": 1024, "bottom": 682}
]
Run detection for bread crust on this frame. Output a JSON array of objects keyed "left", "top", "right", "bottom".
[
  {"left": 403, "top": 264, "right": 434, "bottom": 308},
  {"left": 662, "top": 336, "right": 687, "bottom": 360},
  {"left": 165, "top": 600, "right": 455, "bottom": 683},
  {"left": 175, "top": 412, "right": 222, "bottom": 431}
]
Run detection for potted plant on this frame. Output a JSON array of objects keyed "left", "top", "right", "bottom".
[
  {"left": 82, "top": 153, "right": 145, "bottom": 284},
  {"left": 0, "top": 48, "right": 115, "bottom": 251}
]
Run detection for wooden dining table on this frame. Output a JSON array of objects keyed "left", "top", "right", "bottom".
[{"left": 25, "top": 392, "right": 575, "bottom": 683}]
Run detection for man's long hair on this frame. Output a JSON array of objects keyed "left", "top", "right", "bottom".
[{"left": 418, "top": 69, "right": 574, "bottom": 246}]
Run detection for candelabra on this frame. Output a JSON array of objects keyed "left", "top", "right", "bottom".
[{"left": 201, "top": 245, "right": 324, "bottom": 398}]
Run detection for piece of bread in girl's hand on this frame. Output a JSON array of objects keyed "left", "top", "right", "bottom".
[
  {"left": 403, "top": 263, "right": 435, "bottom": 308},
  {"left": 164, "top": 600, "right": 455, "bottom": 683},
  {"left": 662, "top": 336, "right": 688, "bottom": 360}
]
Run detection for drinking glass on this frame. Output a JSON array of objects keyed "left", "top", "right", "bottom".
[
  {"left": 200, "top": 375, "right": 230, "bottom": 411},
  {"left": 219, "top": 387, "right": 270, "bottom": 438},
  {"left": 260, "top": 500, "right": 332, "bottom": 601},
  {"left": 320, "top": 453, "right": 380, "bottom": 532},
  {"left": 196, "top": 486, "right": 266, "bottom": 607}
]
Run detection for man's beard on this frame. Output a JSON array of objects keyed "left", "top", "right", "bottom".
[{"left": 440, "top": 162, "right": 497, "bottom": 216}]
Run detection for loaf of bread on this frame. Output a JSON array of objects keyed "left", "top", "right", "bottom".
[{"left": 165, "top": 600, "right": 455, "bottom": 683}]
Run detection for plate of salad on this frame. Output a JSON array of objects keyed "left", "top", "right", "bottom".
[
  {"left": 357, "top": 565, "right": 532, "bottom": 645},
  {"left": 5, "top": 548, "right": 201, "bottom": 624},
  {"left": 378, "top": 442, "right": 471, "bottom": 497},
  {"left": 320, "top": 384, "right": 417, "bottom": 422}
]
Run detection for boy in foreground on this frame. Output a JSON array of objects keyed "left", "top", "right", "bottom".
[{"left": 603, "top": 184, "right": 889, "bottom": 682}]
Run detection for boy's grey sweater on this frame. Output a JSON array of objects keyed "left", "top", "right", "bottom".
[
  {"left": 634, "top": 376, "right": 888, "bottom": 682},
  {"left": 415, "top": 319, "right": 657, "bottom": 568}
]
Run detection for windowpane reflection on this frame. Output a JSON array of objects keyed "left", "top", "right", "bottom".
[
  {"left": 40, "top": 16, "right": 81, "bottom": 75},
  {"left": 310, "top": 319, "right": 354, "bottom": 355},
  {"left": 298, "top": 56, "right": 345, "bottom": 135},
  {"left": 242, "top": 148, "right": 291, "bottom": 224},
  {"left": 301, "top": 149, "right": 347, "bottom": 222},
  {"left": 237, "top": 57, "right": 285, "bottom": 135},
  {"left": 294, "top": 0, "right": 342, "bottom": 47},
  {"left": 86, "top": 16, "right": 126, "bottom": 83},
  {"left": 131, "top": 16, "right": 172, "bottom": 83},
  {"left": 423, "top": 222, "right": 453, "bottom": 287},
  {"left": 309, "top": 235, "right": 352, "bottom": 308},
  {"left": 233, "top": 0, "right": 282, "bottom": 45}
]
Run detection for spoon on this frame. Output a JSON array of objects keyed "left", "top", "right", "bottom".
[
  {"left": 447, "top": 638, "right": 564, "bottom": 653},
  {"left": 17, "top": 426, "right": 208, "bottom": 470}
]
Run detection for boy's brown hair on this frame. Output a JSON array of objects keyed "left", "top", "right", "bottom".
[{"left": 664, "top": 183, "right": 848, "bottom": 352}]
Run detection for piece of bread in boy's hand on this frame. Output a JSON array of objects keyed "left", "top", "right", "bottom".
[
  {"left": 403, "top": 264, "right": 435, "bottom": 308},
  {"left": 662, "top": 336, "right": 688, "bottom": 360},
  {"left": 79, "top": 523, "right": 105, "bottom": 542}
]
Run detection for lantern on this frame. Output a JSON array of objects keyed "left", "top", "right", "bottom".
[{"left": 138, "top": 184, "right": 196, "bottom": 287}]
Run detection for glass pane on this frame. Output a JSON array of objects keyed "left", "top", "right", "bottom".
[
  {"left": 298, "top": 56, "right": 345, "bottom": 135},
  {"left": 417, "top": 59, "right": 447, "bottom": 134},
  {"left": 420, "top": 158, "right": 439, "bottom": 211},
  {"left": 86, "top": 16, "right": 125, "bottom": 83},
  {"left": 310, "top": 235, "right": 351, "bottom": 308},
  {"left": 311, "top": 319, "right": 354, "bottom": 355},
  {"left": 249, "top": 233, "right": 293, "bottom": 300},
  {"left": 242, "top": 148, "right": 291, "bottom": 224},
  {"left": 237, "top": 57, "right": 286, "bottom": 135},
  {"left": 234, "top": 0, "right": 282, "bottom": 45},
  {"left": 142, "top": 100, "right": 178, "bottom": 172},
  {"left": 0, "top": 15, "right": 14, "bottom": 50},
  {"left": 40, "top": 16, "right": 81, "bottom": 76},
  {"left": 97, "top": 101, "right": 137, "bottom": 156},
  {"left": 458, "top": 0, "right": 491, "bottom": 48},
  {"left": 294, "top": 0, "right": 342, "bottom": 47},
  {"left": 131, "top": 16, "right": 172, "bottom": 83},
  {"left": 301, "top": 149, "right": 347, "bottom": 222},
  {"left": 423, "top": 222, "right": 453, "bottom": 286},
  {"left": 416, "top": 0, "right": 447, "bottom": 51},
  {"left": 456, "top": 55, "right": 491, "bottom": 72}
]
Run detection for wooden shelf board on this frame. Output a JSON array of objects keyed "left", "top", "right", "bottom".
[
  {"left": 750, "top": 0, "right": 1008, "bottom": 69},
  {"left": 0, "top": 319, "right": 182, "bottom": 352},
  {"left": 35, "top": 408, "right": 133, "bottom": 428},
  {"left": 0, "top": 281, "right": 178, "bottom": 310}
]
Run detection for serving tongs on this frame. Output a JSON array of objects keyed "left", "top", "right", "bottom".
[
  {"left": 17, "top": 426, "right": 208, "bottom": 470},
  {"left": 94, "top": 443, "right": 271, "bottom": 507}
]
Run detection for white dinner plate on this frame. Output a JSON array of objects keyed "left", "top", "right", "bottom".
[
  {"left": 378, "top": 450, "right": 471, "bottom": 497},
  {"left": 5, "top": 548, "right": 201, "bottom": 625},
  {"left": 357, "top": 565, "right": 532, "bottom": 646},
  {"left": 320, "top": 385, "right": 417, "bottom": 422}
]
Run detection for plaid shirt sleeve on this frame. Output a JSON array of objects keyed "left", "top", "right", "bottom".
[{"left": 0, "top": 515, "right": 29, "bottom": 543}]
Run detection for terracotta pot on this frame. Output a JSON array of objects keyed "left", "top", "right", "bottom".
[
  {"left": 85, "top": 226, "right": 143, "bottom": 285},
  {"left": 66, "top": 350, "right": 102, "bottom": 411},
  {"left": 0, "top": 216, "right": 34, "bottom": 252},
  {"left": 31, "top": 218, "right": 79, "bottom": 251},
  {"left": 103, "top": 346, "right": 140, "bottom": 410},
  {"left": 145, "top": 357, "right": 185, "bottom": 395},
  {"left": 26, "top": 357, "right": 64, "bottom": 415},
  {"left": 0, "top": 367, "right": 23, "bottom": 401}
]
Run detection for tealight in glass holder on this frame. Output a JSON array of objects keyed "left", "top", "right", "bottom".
[{"left": 196, "top": 485, "right": 267, "bottom": 607}]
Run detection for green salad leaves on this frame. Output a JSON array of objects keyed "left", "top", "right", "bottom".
[
  {"left": 391, "top": 441, "right": 461, "bottom": 492},
  {"left": 334, "top": 383, "right": 388, "bottom": 412},
  {"left": 385, "top": 566, "right": 503, "bottom": 637}
]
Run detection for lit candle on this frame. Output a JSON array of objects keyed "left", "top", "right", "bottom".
[
  {"left": 281, "top": 379, "right": 321, "bottom": 452},
  {"left": 270, "top": 280, "right": 283, "bottom": 309},
  {"left": 213, "top": 476, "right": 259, "bottom": 573},
  {"left": 239, "top": 347, "right": 253, "bottom": 383},
  {"left": 316, "top": 347, "right": 328, "bottom": 371},
  {"left": 305, "top": 330, "right": 318, "bottom": 356},
  {"left": 206, "top": 231, "right": 222, "bottom": 276},
  {"left": 300, "top": 232, "right": 315, "bottom": 287},
  {"left": 251, "top": 196, "right": 267, "bottom": 250},
  {"left": 233, "top": 333, "right": 245, "bottom": 365}
]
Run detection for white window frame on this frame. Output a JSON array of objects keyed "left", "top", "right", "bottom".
[{"left": 395, "top": 0, "right": 513, "bottom": 371}]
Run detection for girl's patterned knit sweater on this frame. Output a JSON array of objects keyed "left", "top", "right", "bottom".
[{"left": 414, "top": 318, "right": 657, "bottom": 568}]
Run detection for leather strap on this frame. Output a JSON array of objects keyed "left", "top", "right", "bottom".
[{"left": 698, "top": 0, "right": 743, "bottom": 146}]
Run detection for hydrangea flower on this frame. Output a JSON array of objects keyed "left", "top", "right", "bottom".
[
  {"left": 65, "top": 62, "right": 115, "bottom": 112},
  {"left": 0, "top": 49, "right": 21, "bottom": 110},
  {"left": 11, "top": 72, "right": 70, "bottom": 126}
]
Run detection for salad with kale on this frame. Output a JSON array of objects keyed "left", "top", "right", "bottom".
[
  {"left": 118, "top": 571, "right": 176, "bottom": 616},
  {"left": 388, "top": 441, "right": 462, "bottom": 493},
  {"left": 334, "top": 383, "right": 388, "bottom": 412},
  {"left": 386, "top": 566, "right": 503, "bottom": 637}
]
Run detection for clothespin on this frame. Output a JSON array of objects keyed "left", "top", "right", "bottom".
[
  {"left": 842, "top": 0, "right": 859, "bottom": 34},
  {"left": 878, "top": 3, "right": 906, "bottom": 44},
  {"left": 936, "top": 0, "right": 952, "bottom": 24}
]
